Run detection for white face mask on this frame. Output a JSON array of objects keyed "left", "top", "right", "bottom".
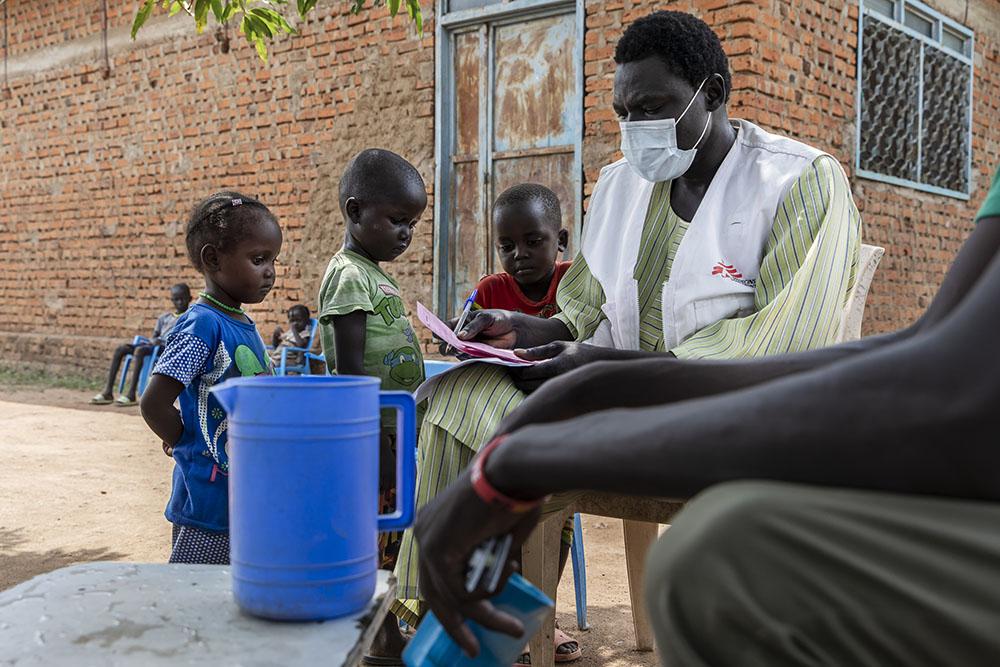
[{"left": 619, "top": 78, "right": 712, "bottom": 183}]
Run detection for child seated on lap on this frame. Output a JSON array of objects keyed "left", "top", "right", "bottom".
[
  {"left": 317, "top": 149, "right": 428, "bottom": 577},
  {"left": 269, "top": 304, "right": 318, "bottom": 372}
]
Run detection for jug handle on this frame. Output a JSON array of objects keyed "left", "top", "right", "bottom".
[{"left": 377, "top": 391, "right": 416, "bottom": 532}]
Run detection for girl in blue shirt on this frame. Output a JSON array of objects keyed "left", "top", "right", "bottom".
[{"left": 141, "top": 191, "right": 282, "bottom": 564}]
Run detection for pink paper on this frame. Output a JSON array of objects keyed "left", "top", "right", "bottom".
[{"left": 417, "top": 303, "right": 536, "bottom": 366}]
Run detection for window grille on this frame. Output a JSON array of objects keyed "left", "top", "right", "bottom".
[{"left": 856, "top": 0, "right": 974, "bottom": 199}]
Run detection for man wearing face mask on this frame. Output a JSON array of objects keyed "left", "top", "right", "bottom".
[{"left": 383, "top": 11, "right": 861, "bottom": 660}]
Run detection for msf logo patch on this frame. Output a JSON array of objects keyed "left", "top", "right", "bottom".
[{"left": 712, "top": 261, "right": 756, "bottom": 289}]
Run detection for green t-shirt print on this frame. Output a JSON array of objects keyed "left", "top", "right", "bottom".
[{"left": 317, "top": 249, "right": 426, "bottom": 394}]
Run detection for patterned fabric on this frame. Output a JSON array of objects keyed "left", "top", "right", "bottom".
[
  {"left": 318, "top": 249, "right": 425, "bottom": 399},
  {"left": 634, "top": 183, "right": 690, "bottom": 351},
  {"left": 154, "top": 332, "right": 210, "bottom": 386},
  {"left": 672, "top": 156, "right": 860, "bottom": 358},
  {"left": 554, "top": 156, "right": 860, "bottom": 358},
  {"left": 169, "top": 523, "right": 230, "bottom": 565},
  {"left": 152, "top": 303, "right": 271, "bottom": 533},
  {"left": 391, "top": 155, "right": 861, "bottom": 614}
]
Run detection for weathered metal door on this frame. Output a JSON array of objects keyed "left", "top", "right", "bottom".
[{"left": 436, "top": 1, "right": 582, "bottom": 316}]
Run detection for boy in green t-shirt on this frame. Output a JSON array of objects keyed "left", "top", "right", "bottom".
[{"left": 317, "top": 148, "right": 428, "bottom": 573}]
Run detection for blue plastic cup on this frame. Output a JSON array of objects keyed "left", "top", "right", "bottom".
[
  {"left": 212, "top": 375, "right": 416, "bottom": 621},
  {"left": 403, "top": 574, "right": 554, "bottom": 666}
]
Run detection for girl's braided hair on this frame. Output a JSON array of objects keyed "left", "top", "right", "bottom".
[{"left": 185, "top": 190, "right": 275, "bottom": 271}]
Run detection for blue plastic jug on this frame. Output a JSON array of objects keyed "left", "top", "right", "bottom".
[
  {"left": 402, "top": 574, "right": 554, "bottom": 666},
  {"left": 211, "top": 375, "right": 416, "bottom": 621}
]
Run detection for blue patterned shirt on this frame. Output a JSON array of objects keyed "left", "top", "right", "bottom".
[{"left": 152, "top": 303, "right": 270, "bottom": 532}]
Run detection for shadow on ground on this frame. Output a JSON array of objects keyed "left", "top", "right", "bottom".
[
  {"left": 556, "top": 603, "right": 660, "bottom": 666},
  {"left": 0, "top": 527, "right": 128, "bottom": 591}
]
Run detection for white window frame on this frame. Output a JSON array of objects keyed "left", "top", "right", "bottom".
[{"left": 855, "top": 0, "right": 975, "bottom": 199}]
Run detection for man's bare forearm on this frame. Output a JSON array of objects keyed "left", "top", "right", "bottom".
[
  {"left": 490, "top": 254, "right": 1000, "bottom": 502},
  {"left": 502, "top": 329, "right": 906, "bottom": 433},
  {"left": 511, "top": 313, "right": 575, "bottom": 348}
]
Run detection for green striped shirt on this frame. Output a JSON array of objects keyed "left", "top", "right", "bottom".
[
  {"left": 425, "top": 156, "right": 860, "bottom": 444},
  {"left": 553, "top": 155, "right": 860, "bottom": 358}
]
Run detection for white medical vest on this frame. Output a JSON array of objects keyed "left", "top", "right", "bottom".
[{"left": 582, "top": 120, "right": 827, "bottom": 350}]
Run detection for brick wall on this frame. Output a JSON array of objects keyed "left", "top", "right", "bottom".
[
  {"left": 1, "top": 0, "right": 999, "bottom": 374},
  {"left": 583, "top": 0, "right": 1000, "bottom": 334},
  {"left": 0, "top": 1, "right": 436, "bottom": 374}
]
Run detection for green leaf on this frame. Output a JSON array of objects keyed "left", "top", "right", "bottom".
[
  {"left": 247, "top": 14, "right": 274, "bottom": 38},
  {"left": 169, "top": 1, "right": 183, "bottom": 17},
  {"left": 406, "top": 0, "right": 423, "bottom": 32},
  {"left": 210, "top": 0, "right": 225, "bottom": 21},
  {"left": 194, "top": 0, "right": 210, "bottom": 32},
  {"left": 388, "top": 0, "right": 400, "bottom": 16},
  {"left": 253, "top": 7, "right": 295, "bottom": 33},
  {"left": 296, "top": 0, "right": 318, "bottom": 18},
  {"left": 222, "top": 3, "right": 238, "bottom": 21},
  {"left": 130, "top": 0, "right": 156, "bottom": 40},
  {"left": 239, "top": 14, "right": 250, "bottom": 35},
  {"left": 351, "top": 0, "right": 365, "bottom": 15},
  {"left": 254, "top": 36, "right": 269, "bottom": 61}
]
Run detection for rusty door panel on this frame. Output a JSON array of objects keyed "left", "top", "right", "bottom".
[
  {"left": 451, "top": 161, "right": 489, "bottom": 303},
  {"left": 493, "top": 14, "right": 577, "bottom": 153},
  {"left": 441, "top": 5, "right": 581, "bottom": 315},
  {"left": 492, "top": 152, "right": 576, "bottom": 241},
  {"left": 454, "top": 30, "right": 482, "bottom": 160}
]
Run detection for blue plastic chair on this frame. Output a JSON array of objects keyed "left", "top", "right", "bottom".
[
  {"left": 570, "top": 513, "right": 588, "bottom": 630},
  {"left": 273, "top": 318, "right": 326, "bottom": 376},
  {"left": 418, "top": 359, "right": 590, "bottom": 630},
  {"left": 117, "top": 335, "right": 161, "bottom": 398}
]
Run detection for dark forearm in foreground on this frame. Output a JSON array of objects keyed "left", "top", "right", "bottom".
[{"left": 491, "top": 253, "right": 1000, "bottom": 503}]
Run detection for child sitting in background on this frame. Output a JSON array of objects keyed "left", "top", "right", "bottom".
[
  {"left": 473, "top": 182, "right": 580, "bottom": 664},
  {"left": 317, "top": 149, "right": 427, "bottom": 574},
  {"left": 269, "top": 304, "right": 318, "bottom": 372},
  {"left": 140, "top": 191, "right": 281, "bottom": 565},
  {"left": 474, "top": 183, "right": 570, "bottom": 317},
  {"left": 90, "top": 282, "right": 191, "bottom": 407}
]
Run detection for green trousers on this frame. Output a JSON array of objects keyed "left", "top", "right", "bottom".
[{"left": 645, "top": 481, "right": 1000, "bottom": 666}]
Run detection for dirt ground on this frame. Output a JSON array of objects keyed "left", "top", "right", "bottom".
[{"left": 0, "top": 386, "right": 660, "bottom": 666}]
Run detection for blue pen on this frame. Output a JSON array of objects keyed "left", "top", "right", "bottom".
[{"left": 453, "top": 289, "right": 478, "bottom": 335}]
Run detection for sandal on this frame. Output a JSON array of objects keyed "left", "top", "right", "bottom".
[
  {"left": 114, "top": 396, "right": 138, "bottom": 407},
  {"left": 89, "top": 393, "right": 113, "bottom": 405},
  {"left": 514, "top": 629, "right": 582, "bottom": 665}
]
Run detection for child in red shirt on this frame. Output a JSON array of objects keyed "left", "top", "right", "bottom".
[
  {"left": 474, "top": 183, "right": 570, "bottom": 318},
  {"left": 472, "top": 183, "right": 581, "bottom": 663}
]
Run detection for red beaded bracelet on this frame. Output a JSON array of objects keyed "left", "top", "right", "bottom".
[{"left": 470, "top": 436, "right": 547, "bottom": 513}]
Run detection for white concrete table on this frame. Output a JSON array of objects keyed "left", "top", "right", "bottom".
[{"left": 0, "top": 562, "right": 395, "bottom": 666}]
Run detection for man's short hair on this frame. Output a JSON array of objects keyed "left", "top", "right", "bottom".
[{"left": 614, "top": 11, "right": 732, "bottom": 102}]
